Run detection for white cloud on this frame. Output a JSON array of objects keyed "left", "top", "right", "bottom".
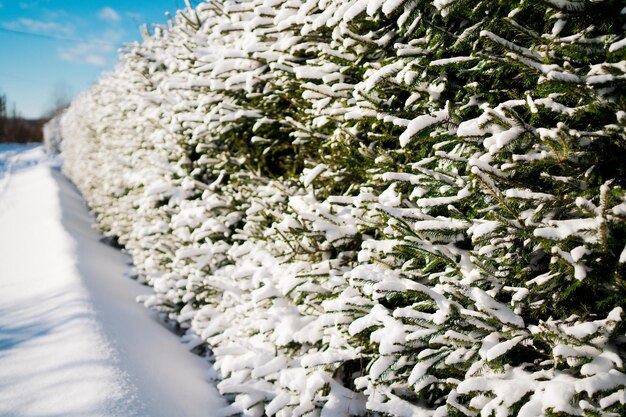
[
  {"left": 98, "top": 7, "right": 120, "bottom": 23},
  {"left": 59, "top": 41, "right": 110, "bottom": 66},
  {"left": 16, "top": 1, "right": 49, "bottom": 9},
  {"left": 59, "top": 44, "right": 107, "bottom": 67},
  {"left": 85, "top": 55, "right": 106, "bottom": 66},
  {"left": 3, "top": 18, "right": 73, "bottom": 36},
  {"left": 58, "top": 29, "right": 123, "bottom": 67},
  {"left": 125, "top": 12, "right": 144, "bottom": 23}
]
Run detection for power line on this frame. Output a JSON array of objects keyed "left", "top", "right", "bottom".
[{"left": 0, "top": 26, "right": 119, "bottom": 47}]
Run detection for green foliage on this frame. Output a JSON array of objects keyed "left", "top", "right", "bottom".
[{"left": 58, "top": 0, "right": 626, "bottom": 415}]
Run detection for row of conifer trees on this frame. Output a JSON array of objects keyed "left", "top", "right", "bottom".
[{"left": 55, "top": 0, "right": 626, "bottom": 416}]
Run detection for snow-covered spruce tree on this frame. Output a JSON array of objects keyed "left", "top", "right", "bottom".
[
  {"left": 151, "top": 3, "right": 373, "bottom": 414},
  {"left": 58, "top": 0, "right": 626, "bottom": 416},
  {"left": 331, "top": 1, "right": 626, "bottom": 416},
  {"left": 43, "top": 115, "right": 63, "bottom": 154}
]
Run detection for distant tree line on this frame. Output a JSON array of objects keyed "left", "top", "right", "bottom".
[{"left": 0, "top": 92, "right": 45, "bottom": 143}]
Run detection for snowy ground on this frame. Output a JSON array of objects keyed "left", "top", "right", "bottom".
[{"left": 0, "top": 145, "right": 229, "bottom": 417}]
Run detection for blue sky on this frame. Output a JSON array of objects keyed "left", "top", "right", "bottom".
[{"left": 0, "top": 1, "right": 184, "bottom": 118}]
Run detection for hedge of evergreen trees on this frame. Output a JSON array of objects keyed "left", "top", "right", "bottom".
[{"left": 55, "top": 0, "right": 626, "bottom": 415}]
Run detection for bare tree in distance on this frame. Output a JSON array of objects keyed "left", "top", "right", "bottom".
[{"left": 43, "top": 81, "right": 72, "bottom": 119}]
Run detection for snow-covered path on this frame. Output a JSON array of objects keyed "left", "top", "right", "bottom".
[{"left": 0, "top": 146, "right": 228, "bottom": 417}]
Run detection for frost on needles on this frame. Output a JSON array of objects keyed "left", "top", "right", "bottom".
[{"left": 52, "top": 0, "right": 626, "bottom": 416}]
